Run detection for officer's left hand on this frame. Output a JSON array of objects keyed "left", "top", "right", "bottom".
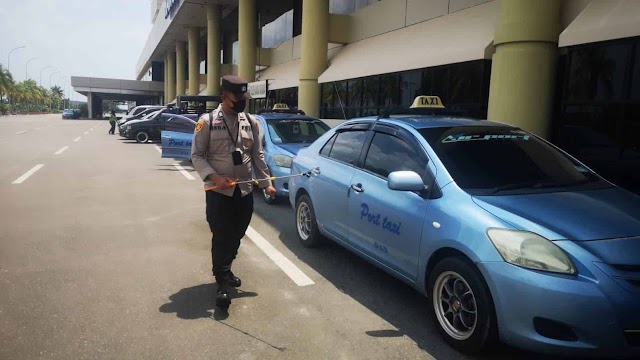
[{"left": 264, "top": 186, "right": 276, "bottom": 199}]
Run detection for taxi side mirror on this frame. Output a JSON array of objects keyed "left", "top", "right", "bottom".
[{"left": 388, "top": 171, "right": 426, "bottom": 191}]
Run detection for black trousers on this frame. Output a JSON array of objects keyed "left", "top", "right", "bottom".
[
  {"left": 206, "top": 186, "right": 253, "bottom": 276},
  {"left": 109, "top": 122, "right": 116, "bottom": 134}
]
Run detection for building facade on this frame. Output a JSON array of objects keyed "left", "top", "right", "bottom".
[{"left": 137, "top": 0, "right": 640, "bottom": 194}]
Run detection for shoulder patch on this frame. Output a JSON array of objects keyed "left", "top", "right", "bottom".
[{"left": 195, "top": 120, "right": 204, "bottom": 133}]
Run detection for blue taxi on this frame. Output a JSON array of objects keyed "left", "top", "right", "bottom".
[
  {"left": 288, "top": 96, "right": 640, "bottom": 358},
  {"left": 254, "top": 104, "right": 330, "bottom": 204}
]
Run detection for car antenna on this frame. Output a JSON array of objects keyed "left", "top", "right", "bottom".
[{"left": 332, "top": 81, "right": 347, "bottom": 121}]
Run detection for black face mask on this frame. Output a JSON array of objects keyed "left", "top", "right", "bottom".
[{"left": 231, "top": 98, "right": 246, "bottom": 113}]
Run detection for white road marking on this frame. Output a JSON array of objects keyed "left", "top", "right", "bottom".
[
  {"left": 16, "top": 131, "right": 27, "bottom": 134},
  {"left": 173, "top": 164, "right": 196, "bottom": 180},
  {"left": 84, "top": 131, "right": 88, "bottom": 135},
  {"left": 155, "top": 145, "right": 162, "bottom": 153},
  {"left": 73, "top": 136, "right": 81, "bottom": 142},
  {"left": 54, "top": 146, "right": 69, "bottom": 155},
  {"left": 35, "top": 128, "right": 40, "bottom": 130},
  {"left": 245, "top": 226, "right": 315, "bottom": 286},
  {"left": 12, "top": 164, "right": 44, "bottom": 184}
]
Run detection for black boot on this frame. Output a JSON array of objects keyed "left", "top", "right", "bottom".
[
  {"left": 228, "top": 270, "right": 241, "bottom": 288},
  {"left": 215, "top": 274, "right": 231, "bottom": 307}
]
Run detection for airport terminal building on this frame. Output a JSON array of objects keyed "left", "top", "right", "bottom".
[{"left": 136, "top": 0, "right": 640, "bottom": 193}]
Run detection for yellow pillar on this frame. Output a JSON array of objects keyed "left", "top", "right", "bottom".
[
  {"left": 176, "top": 41, "right": 186, "bottom": 96},
  {"left": 188, "top": 27, "right": 200, "bottom": 96},
  {"left": 164, "top": 53, "right": 169, "bottom": 103},
  {"left": 299, "top": 0, "right": 329, "bottom": 118},
  {"left": 167, "top": 51, "right": 176, "bottom": 102},
  {"left": 487, "top": 0, "right": 561, "bottom": 138},
  {"left": 207, "top": 4, "right": 222, "bottom": 107},
  {"left": 238, "top": 0, "right": 256, "bottom": 84}
]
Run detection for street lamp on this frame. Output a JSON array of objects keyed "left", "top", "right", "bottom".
[
  {"left": 48, "top": 71, "right": 60, "bottom": 88},
  {"left": 39, "top": 66, "right": 54, "bottom": 87},
  {"left": 25, "top": 57, "right": 38, "bottom": 80},
  {"left": 8, "top": 45, "right": 25, "bottom": 75}
]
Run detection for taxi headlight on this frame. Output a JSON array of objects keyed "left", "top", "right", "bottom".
[
  {"left": 273, "top": 154, "right": 292, "bottom": 168},
  {"left": 486, "top": 229, "right": 576, "bottom": 274}
]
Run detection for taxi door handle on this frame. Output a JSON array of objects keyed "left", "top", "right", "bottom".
[
  {"left": 311, "top": 167, "right": 321, "bottom": 175},
  {"left": 350, "top": 183, "right": 364, "bottom": 193}
]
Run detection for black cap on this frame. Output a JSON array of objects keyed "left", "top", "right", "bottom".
[{"left": 221, "top": 75, "right": 252, "bottom": 99}]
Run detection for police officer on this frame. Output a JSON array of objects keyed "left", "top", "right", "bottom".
[{"left": 191, "top": 75, "right": 276, "bottom": 307}]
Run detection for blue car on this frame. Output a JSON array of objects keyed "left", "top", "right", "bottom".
[
  {"left": 254, "top": 104, "right": 330, "bottom": 204},
  {"left": 288, "top": 96, "right": 640, "bottom": 358}
]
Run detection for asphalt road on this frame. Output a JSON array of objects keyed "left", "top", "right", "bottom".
[{"left": 0, "top": 115, "right": 566, "bottom": 360}]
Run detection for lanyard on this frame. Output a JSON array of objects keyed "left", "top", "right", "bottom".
[{"left": 221, "top": 115, "right": 239, "bottom": 148}]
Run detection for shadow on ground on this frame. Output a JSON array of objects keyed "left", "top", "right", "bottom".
[{"left": 159, "top": 283, "right": 258, "bottom": 321}]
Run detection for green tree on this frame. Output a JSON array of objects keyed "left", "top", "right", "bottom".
[{"left": 0, "top": 64, "right": 15, "bottom": 103}]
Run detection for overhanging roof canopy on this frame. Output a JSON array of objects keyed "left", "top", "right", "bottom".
[{"left": 318, "top": 0, "right": 498, "bottom": 84}]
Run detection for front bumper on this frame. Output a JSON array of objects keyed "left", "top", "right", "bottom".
[
  {"left": 269, "top": 165, "right": 291, "bottom": 197},
  {"left": 478, "top": 260, "right": 640, "bottom": 358}
]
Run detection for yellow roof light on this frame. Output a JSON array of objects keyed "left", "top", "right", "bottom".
[
  {"left": 273, "top": 103, "right": 290, "bottom": 110},
  {"left": 410, "top": 96, "right": 445, "bottom": 109}
]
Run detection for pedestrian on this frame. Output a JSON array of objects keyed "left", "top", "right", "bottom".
[
  {"left": 191, "top": 75, "right": 276, "bottom": 308},
  {"left": 108, "top": 110, "right": 116, "bottom": 134}
]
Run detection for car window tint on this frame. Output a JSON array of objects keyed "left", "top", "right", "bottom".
[
  {"left": 419, "top": 126, "right": 608, "bottom": 192},
  {"left": 320, "top": 134, "right": 337, "bottom": 156},
  {"left": 328, "top": 130, "right": 366, "bottom": 165},
  {"left": 364, "top": 132, "right": 428, "bottom": 180}
]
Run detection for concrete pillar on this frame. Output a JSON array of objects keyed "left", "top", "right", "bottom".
[
  {"left": 207, "top": 4, "right": 222, "bottom": 107},
  {"left": 238, "top": 0, "right": 256, "bottom": 85},
  {"left": 487, "top": 0, "right": 561, "bottom": 138},
  {"left": 188, "top": 27, "right": 200, "bottom": 96},
  {"left": 299, "top": 0, "right": 329, "bottom": 117},
  {"left": 164, "top": 52, "right": 169, "bottom": 103},
  {"left": 176, "top": 41, "right": 187, "bottom": 96},
  {"left": 167, "top": 51, "right": 176, "bottom": 102},
  {"left": 87, "top": 91, "right": 93, "bottom": 119}
]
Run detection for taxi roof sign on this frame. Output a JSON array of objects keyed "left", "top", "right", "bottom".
[
  {"left": 272, "top": 103, "right": 290, "bottom": 110},
  {"left": 410, "top": 96, "right": 445, "bottom": 109}
]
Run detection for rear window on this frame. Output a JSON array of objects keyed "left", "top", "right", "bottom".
[
  {"left": 266, "top": 119, "right": 330, "bottom": 144},
  {"left": 419, "top": 126, "right": 609, "bottom": 194}
]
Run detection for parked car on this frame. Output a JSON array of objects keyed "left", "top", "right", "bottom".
[
  {"left": 121, "top": 95, "right": 220, "bottom": 143},
  {"left": 62, "top": 109, "right": 80, "bottom": 119},
  {"left": 118, "top": 105, "right": 164, "bottom": 126},
  {"left": 118, "top": 106, "right": 166, "bottom": 134},
  {"left": 255, "top": 104, "right": 330, "bottom": 204},
  {"left": 120, "top": 110, "right": 196, "bottom": 143},
  {"left": 288, "top": 96, "right": 640, "bottom": 358}
]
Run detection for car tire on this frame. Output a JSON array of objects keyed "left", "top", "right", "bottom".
[
  {"left": 295, "top": 194, "right": 323, "bottom": 248},
  {"left": 135, "top": 131, "right": 150, "bottom": 143},
  {"left": 428, "top": 257, "right": 497, "bottom": 355}
]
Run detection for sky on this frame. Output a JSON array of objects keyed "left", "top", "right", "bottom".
[{"left": 0, "top": 0, "right": 152, "bottom": 101}]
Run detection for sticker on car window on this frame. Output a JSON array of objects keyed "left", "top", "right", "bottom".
[
  {"left": 442, "top": 134, "right": 530, "bottom": 143},
  {"left": 292, "top": 124, "right": 300, "bottom": 134}
]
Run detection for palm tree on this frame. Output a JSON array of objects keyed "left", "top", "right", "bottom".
[
  {"left": 0, "top": 64, "right": 15, "bottom": 103},
  {"left": 51, "top": 85, "right": 64, "bottom": 110}
]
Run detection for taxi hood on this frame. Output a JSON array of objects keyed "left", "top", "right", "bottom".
[{"left": 472, "top": 187, "right": 640, "bottom": 241}]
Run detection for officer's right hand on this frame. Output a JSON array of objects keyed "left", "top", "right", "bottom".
[{"left": 208, "top": 173, "right": 236, "bottom": 189}]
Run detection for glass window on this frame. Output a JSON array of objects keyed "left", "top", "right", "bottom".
[
  {"left": 362, "top": 76, "right": 379, "bottom": 116},
  {"left": 320, "top": 134, "right": 337, "bottom": 156},
  {"left": 449, "top": 61, "right": 483, "bottom": 103},
  {"left": 347, "top": 79, "right": 363, "bottom": 118},
  {"left": 364, "top": 132, "right": 428, "bottom": 180},
  {"left": 379, "top": 74, "right": 399, "bottom": 108},
  {"left": 329, "top": 130, "right": 367, "bottom": 165},
  {"left": 321, "top": 83, "right": 334, "bottom": 109},
  {"left": 261, "top": 10, "right": 294, "bottom": 48},
  {"left": 566, "top": 43, "right": 632, "bottom": 101},
  {"left": 330, "top": 0, "right": 355, "bottom": 14},
  {"left": 420, "top": 126, "right": 610, "bottom": 194},
  {"left": 266, "top": 119, "right": 330, "bottom": 144},
  {"left": 399, "top": 70, "right": 423, "bottom": 107},
  {"left": 423, "top": 65, "right": 450, "bottom": 104},
  {"left": 631, "top": 41, "right": 640, "bottom": 100}
]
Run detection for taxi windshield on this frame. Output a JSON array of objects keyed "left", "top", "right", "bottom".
[
  {"left": 266, "top": 119, "right": 330, "bottom": 144},
  {"left": 419, "top": 126, "right": 611, "bottom": 195}
]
